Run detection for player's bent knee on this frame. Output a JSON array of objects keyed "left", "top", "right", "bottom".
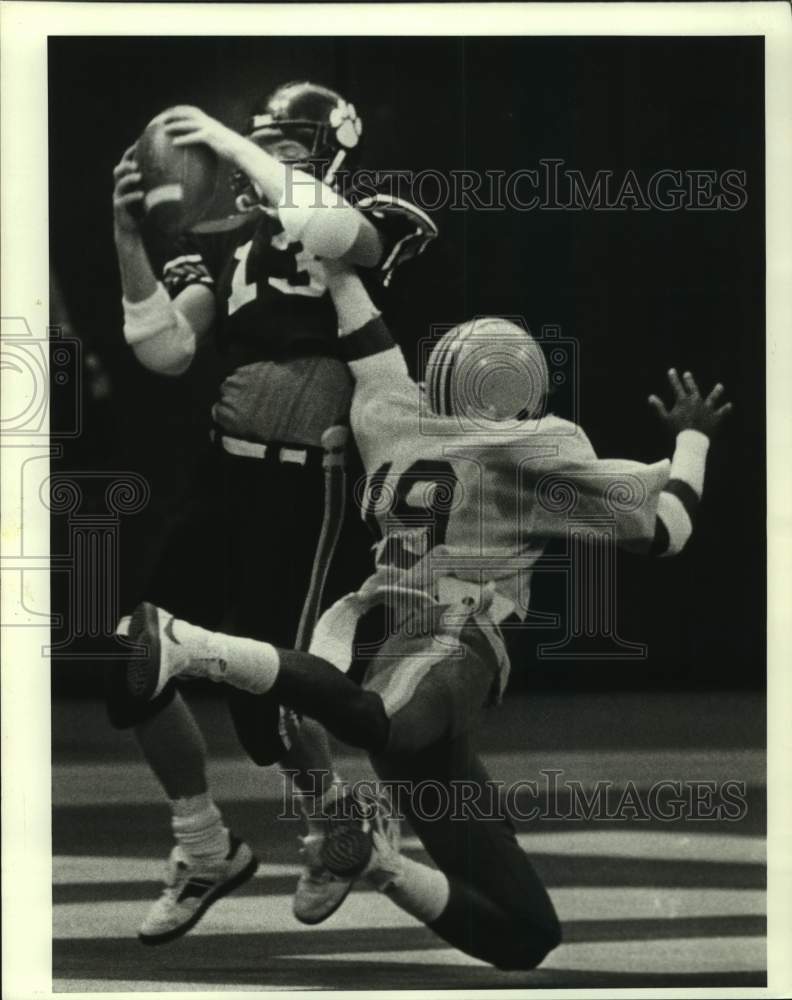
[
  {"left": 336, "top": 689, "right": 390, "bottom": 752},
  {"left": 492, "top": 916, "right": 562, "bottom": 971}
]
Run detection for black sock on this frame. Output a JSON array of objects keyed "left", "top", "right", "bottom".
[{"left": 274, "top": 649, "right": 390, "bottom": 753}]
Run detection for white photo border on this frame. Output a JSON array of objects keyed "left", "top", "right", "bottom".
[{"left": 2, "top": 3, "right": 790, "bottom": 999}]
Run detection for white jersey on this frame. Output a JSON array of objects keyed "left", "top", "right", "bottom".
[{"left": 347, "top": 319, "right": 671, "bottom": 622}]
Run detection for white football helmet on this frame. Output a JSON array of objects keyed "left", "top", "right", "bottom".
[{"left": 424, "top": 317, "right": 548, "bottom": 422}]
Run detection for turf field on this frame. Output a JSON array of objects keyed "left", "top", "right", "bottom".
[{"left": 53, "top": 691, "right": 765, "bottom": 990}]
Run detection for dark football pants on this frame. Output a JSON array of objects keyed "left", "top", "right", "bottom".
[
  {"left": 105, "top": 444, "right": 326, "bottom": 763},
  {"left": 275, "top": 610, "right": 562, "bottom": 970},
  {"left": 366, "top": 624, "right": 561, "bottom": 970},
  {"left": 371, "top": 737, "right": 561, "bottom": 971}
]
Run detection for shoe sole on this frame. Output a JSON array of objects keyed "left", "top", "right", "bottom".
[
  {"left": 293, "top": 877, "right": 356, "bottom": 926},
  {"left": 125, "top": 602, "right": 162, "bottom": 703},
  {"left": 319, "top": 824, "right": 374, "bottom": 880},
  {"left": 138, "top": 853, "right": 260, "bottom": 946}
]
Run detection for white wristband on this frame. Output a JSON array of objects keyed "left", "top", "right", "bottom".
[
  {"left": 670, "top": 429, "right": 710, "bottom": 497},
  {"left": 123, "top": 283, "right": 175, "bottom": 345}
]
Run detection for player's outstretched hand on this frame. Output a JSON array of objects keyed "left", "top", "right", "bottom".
[
  {"left": 160, "top": 106, "right": 246, "bottom": 163},
  {"left": 648, "top": 369, "right": 733, "bottom": 438},
  {"left": 112, "top": 145, "right": 144, "bottom": 235}
]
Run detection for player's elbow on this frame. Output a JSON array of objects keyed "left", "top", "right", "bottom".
[
  {"left": 278, "top": 175, "right": 367, "bottom": 261},
  {"left": 341, "top": 217, "right": 383, "bottom": 267},
  {"left": 649, "top": 490, "right": 695, "bottom": 558},
  {"left": 123, "top": 284, "right": 197, "bottom": 376},
  {"left": 129, "top": 309, "right": 197, "bottom": 376}
]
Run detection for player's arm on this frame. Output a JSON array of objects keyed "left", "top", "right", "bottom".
[
  {"left": 113, "top": 145, "right": 215, "bottom": 376},
  {"left": 646, "top": 369, "right": 732, "bottom": 556},
  {"left": 353, "top": 195, "right": 438, "bottom": 287},
  {"left": 159, "top": 107, "right": 382, "bottom": 267},
  {"left": 323, "top": 263, "right": 414, "bottom": 390}
]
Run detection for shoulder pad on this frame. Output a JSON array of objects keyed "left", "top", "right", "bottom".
[{"left": 355, "top": 195, "right": 438, "bottom": 287}]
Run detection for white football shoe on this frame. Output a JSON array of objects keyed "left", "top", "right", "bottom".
[
  {"left": 125, "top": 602, "right": 214, "bottom": 702},
  {"left": 139, "top": 834, "right": 258, "bottom": 945},
  {"left": 319, "top": 787, "right": 401, "bottom": 881},
  {"left": 292, "top": 833, "right": 356, "bottom": 925},
  {"left": 292, "top": 788, "right": 403, "bottom": 924}
]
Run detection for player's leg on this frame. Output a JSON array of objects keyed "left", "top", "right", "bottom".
[
  {"left": 108, "top": 456, "right": 258, "bottom": 944},
  {"left": 123, "top": 606, "right": 492, "bottom": 761},
  {"left": 358, "top": 623, "right": 560, "bottom": 969},
  {"left": 277, "top": 430, "right": 352, "bottom": 824},
  {"left": 234, "top": 618, "right": 561, "bottom": 969},
  {"left": 121, "top": 603, "right": 497, "bottom": 897},
  {"left": 222, "top": 451, "right": 337, "bottom": 773},
  {"left": 367, "top": 736, "right": 561, "bottom": 971},
  {"left": 221, "top": 444, "right": 355, "bottom": 922},
  {"left": 133, "top": 689, "right": 209, "bottom": 799}
]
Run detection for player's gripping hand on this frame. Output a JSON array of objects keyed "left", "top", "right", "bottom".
[
  {"left": 160, "top": 106, "right": 247, "bottom": 164},
  {"left": 112, "top": 145, "right": 145, "bottom": 235},
  {"left": 648, "top": 369, "right": 733, "bottom": 438}
]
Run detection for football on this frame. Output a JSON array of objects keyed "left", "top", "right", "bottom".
[{"left": 136, "top": 112, "right": 219, "bottom": 235}]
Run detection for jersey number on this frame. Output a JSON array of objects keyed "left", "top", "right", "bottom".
[
  {"left": 363, "top": 460, "right": 458, "bottom": 568},
  {"left": 227, "top": 235, "right": 325, "bottom": 316}
]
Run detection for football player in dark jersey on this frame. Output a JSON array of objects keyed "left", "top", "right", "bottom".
[{"left": 109, "top": 81, "right": 436, "bottom": 943}]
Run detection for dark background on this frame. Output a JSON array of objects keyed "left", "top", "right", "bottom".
[{"left": 49, "top": 35, "right": 765, "bottom": 695}]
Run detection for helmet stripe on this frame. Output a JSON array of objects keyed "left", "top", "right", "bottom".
[
  {"left": 429, "top": 321, "right": 477, "bottom": 416},
  {"left": 437, "top": 320, "right": 479, "bottom": 416},
  {"left": 442, "top": 337, "right": 457, "bottom": 416},
  {"left": 430, "top": 330, "right": 455, "bottom": 415}
]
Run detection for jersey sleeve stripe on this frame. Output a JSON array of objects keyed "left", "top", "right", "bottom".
[
  {"left": 662, "top": 477, "right": 700, "bottom": 522},
  {"left": 429, "top": 334, "right": 455, "bottom": 415},
  {"left": 163, "top": 254, "right": 205, "bottom": 270},
  {"left": 649, "top": 513, "right": 671, "bottom": 557}
]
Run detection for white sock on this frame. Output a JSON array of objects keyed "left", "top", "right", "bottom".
[
  {"left": 385, "top": 856, "right": 450, "bottom": 925},
  {"left": 171, "top": 793, "right": 229, "bottom": 865},
  {"left": 169, "top": 618, "right": 280, "bottom": 694}
]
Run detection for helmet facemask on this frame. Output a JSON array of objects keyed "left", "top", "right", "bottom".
[{"left": 230, "top": 81, "right": 363, "bottom": 210}]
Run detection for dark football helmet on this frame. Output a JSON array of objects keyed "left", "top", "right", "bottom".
[{"left": 231, "top": 81, "right": 363, "bottom": 202}]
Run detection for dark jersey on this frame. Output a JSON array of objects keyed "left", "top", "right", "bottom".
[{"left": 159, "top": 195, "right": 437, "bottom": 374}]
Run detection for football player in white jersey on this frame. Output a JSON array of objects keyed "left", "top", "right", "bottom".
[{"left": 121, "top": 262, "right": 731, "bottom": 969}]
